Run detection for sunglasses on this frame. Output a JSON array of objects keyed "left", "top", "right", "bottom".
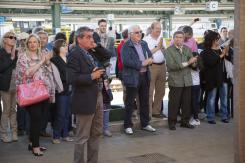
[
  {"left": 132, "top": 31, "right": 142, "bottom": 35},
  {"left": 61, "top": 43, "right": 68, "bottom": 47},
  {"left": 5, "top": 36, "right": 17, "bottom": 40}
]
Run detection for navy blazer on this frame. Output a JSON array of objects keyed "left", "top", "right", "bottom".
[
  {"left": 121, "top": 39, "right": 152, "bottom": 87},
  {"left": 67, "top": 46, "right": 98, "bottom": 115},
  {"left": 0, "top": 48, "right": 17, "bottom": 91}
]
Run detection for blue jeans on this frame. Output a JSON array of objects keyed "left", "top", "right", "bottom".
[
  {"left": 206, "top": 83, "right": 228, "bottom": 121},
  {"left": 53, "top": 95, "right": 71, "bottom": 139},
  {"left": 103, "top": 104, "right": 110, "bottom": 131}
]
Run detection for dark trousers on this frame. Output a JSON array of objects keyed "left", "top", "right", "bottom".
[
  {"left": 227, "top": 83, "right": 233, "bottom": 118},
  {"left": 191, "top": 85, "right": 201, "bottom": 119},
  {"left": 53, "top": 94, "right": 71, "bottom": 139},
  {"left": 17, "top": 105, "right": 30, "bottom": 134},
  {"left": 168, "top": 86, "right": 191, "bottom": 126},
  {"left": 124, "top": 73, "right": 150, "bottom": 128},
  {"left": 41, "top": 101, "right": 50, "bottom": 133},
  {"left": 200, "top": 88, "right": 207, "bottom": 112},
  {"left": 0, "top": 95, "right": 2, "bottom": 121},
  {"left": 26, "top": 100, "right": 48, "bottom": 148}
]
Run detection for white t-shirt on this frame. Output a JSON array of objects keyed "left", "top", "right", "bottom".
[
  {"left": 144, "top": 35, "right": 166, "bottom": 63},
  {"left": 191, "top": 69, "right": 200, "bottom": 86}
]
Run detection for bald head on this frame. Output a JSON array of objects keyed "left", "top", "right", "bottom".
[{"left": 150, "top": 21, "right": 161, "bottom": 38}]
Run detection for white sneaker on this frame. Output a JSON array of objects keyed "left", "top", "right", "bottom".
[
  {"left": 189, "top": 119, "right": 201, "bottom": 126},
  {"left": 52, "top": 139, "right": 61, "bottom": 144},
  {"left": 189, "top": 119, "right": 197, "bottom": 126},
  {"left": 194, "top": 119, "right": 201, "bottom": 126},
  {"left": 125, "top": 128, "right": 133, "bottom": 135},
  {"left": 103, "top": 130, "right": 112, "bottom": 137},
  {"left": 63, "top": 137, "right": 74, "bottom": 142},
  {"left": 142, "top": 125, "right": 156, "bottom": 132}
]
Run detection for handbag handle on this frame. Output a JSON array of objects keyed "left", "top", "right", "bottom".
[{"left": 22, "top": 73, "right": 36, "bottom": 84}]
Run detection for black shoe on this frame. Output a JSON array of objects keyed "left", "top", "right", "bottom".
[
  {"left": 208, "top": 121, "right": 216, "bottom": 124},
  {"left": 180, "top": 123, "right": 194, "bottom": 129},
  {"left": 28, "top": 144, "right": 32, "bottom": 151},
  {"left": 221, "top": 119, "right": 229, "bottom": 123},
  {"left": 152, "top": 114, "right": 167, "bottom": 119},
  {"left": 28, "top": 144, "right": 47, "bottom": 151},
  {"left": 18, "top": 130, "right": 24, "bottom": 136},
  {"left": 169, "top": 126, "right": 176, "bottom": 130}
]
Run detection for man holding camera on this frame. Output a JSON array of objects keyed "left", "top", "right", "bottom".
[
  {"left": 121, "top": 25, "right": 156, "bottom": 135},
  {"left": 67, "top": 26, "right": 111, "bottom": 163}
]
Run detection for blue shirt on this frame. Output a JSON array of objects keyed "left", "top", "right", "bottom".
[{"left": 133, "top": 41, "right": 147, "bottom": 72}]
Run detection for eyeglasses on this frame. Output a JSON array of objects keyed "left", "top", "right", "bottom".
[
  {"left": 132, "top": 31, "right": 142, "bottom": 35},
  {"left": 61, "top": 43, "right": 68, "bottom": 47},
  {"left": 5, "top": 36, "right": 17, "bottom": 40}
]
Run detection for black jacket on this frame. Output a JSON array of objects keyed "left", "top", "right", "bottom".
[
  {"left": 200, "top": 49, "right": 226, "bottom": 91},
  {"left": 51, "top": 55, "right": 69, "bottom": 95},
  {"left": 67, "top": 46, "right": 99, "bottom": 115},
  {"left": 0, "top": 48, "right": 17, "bottom": 91}
]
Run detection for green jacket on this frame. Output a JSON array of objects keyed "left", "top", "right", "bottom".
[{"left": 165, "top": 45, "right": 193, "bottom": 87}]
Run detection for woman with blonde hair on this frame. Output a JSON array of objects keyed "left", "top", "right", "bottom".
[
  {"left": 0, "top": 31, "right": 18, "bottom": 143},
  {"left": 16, "top": 34, "right": 55, "bottom": 156}
]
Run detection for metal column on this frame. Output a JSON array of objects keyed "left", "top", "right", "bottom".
[{"left": 51, "top": 2, "right": 61, "bottom": 34}]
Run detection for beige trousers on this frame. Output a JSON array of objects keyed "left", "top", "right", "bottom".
[
  {"left": 149, "top": 64, "right": 166, "bottom": 117},
  {"left": 74, "top": 92, "right": 103, "bottom": 163},
  {"left": 0, "top": 90, "right": 17, "bottom": 139}
]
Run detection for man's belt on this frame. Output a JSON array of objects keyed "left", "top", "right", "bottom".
[{"left": 152, "top": 61, "right": 165, "bottom": 65}]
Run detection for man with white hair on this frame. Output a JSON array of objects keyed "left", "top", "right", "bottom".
[{"left": 121, "top": 25, "right": 156, "bottom": 135}]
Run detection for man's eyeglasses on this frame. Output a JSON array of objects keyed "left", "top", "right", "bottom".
[
  {"left": 5, "top": 36, "right": 17, "bottom": 40},
  {"left": 132, "top": 31, "right": 142, "bottom": 35}
]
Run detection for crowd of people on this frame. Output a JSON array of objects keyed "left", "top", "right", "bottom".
[{"left": 0, "top": 18, "right": 234, "bottom": 162}]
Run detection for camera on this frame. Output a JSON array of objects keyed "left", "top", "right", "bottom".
[{"left": 98, "top": 61, "right": 111, "bottom": 80}]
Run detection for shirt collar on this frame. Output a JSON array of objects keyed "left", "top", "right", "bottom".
[
  {"left": 132, "top": 39, "right": 142, "bottom": 45},
  {"left": 175, "top": 44, "right": 183, "bottom": 50}
]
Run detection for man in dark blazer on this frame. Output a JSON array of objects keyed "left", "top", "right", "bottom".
[
  {"left": 67, "top": 26, "right": 106, "bottom": 163},
  {"left": 121, "top": 25, "right": 156, "bottom": 135}
]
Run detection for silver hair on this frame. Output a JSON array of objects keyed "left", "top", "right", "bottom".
[
  {"left": 128, "top": 25, "right": 141, "bottom": 33},
  {"left": 32, "top": 26, "right": 44, "bottom": 34},
  {"left": 75, "top": 26, "right": 92, "bottom": 38},
  {"left": 36, "top": 31, "right": 49, "bottom": 38},
  {"left": 75, "top": 26, "right": 93, "bottom": 43}
]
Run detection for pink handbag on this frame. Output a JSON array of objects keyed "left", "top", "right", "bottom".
[{"left": 17, "top": 77, "right": 50, "bottom": 107}]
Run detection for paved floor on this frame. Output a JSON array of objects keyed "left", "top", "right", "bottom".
[{"left": 0, "top": 120, "right": 234, "bottom": 163}]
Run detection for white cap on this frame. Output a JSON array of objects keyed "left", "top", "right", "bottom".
[{"left": 18, "top": 32, "right": 29, "bottom": 40}]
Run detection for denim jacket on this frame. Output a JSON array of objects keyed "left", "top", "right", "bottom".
[{"left": 121, "top": 39, "right": 152, "bottom": 87}]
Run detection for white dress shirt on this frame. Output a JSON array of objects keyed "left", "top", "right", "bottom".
[{"left": 144, "top": 35, "right": 166, "bottom": 64}]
